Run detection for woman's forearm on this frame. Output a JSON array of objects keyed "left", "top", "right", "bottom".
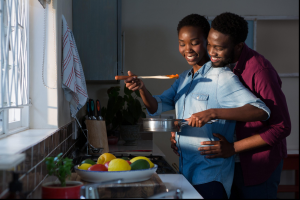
[
  {"left": 139, "top": 85, "right": 158, "bottom": 114},
  {"left": 213, "top": 104, "right": 268, "bottom": 122}
]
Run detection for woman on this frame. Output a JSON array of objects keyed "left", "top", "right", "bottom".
[{"left": 124, "top": 14, "right": 270, "bottom": 199}]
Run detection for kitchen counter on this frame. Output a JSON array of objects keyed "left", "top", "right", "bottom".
[
  {"left": 158, "top": 174, "right": 203, "bottom": 199},
  {"left": 109, "top": 140, "right": 165, "bottom": 157},
  {"left": 32, "top": 174, "right": 202, "bottom": 199}
]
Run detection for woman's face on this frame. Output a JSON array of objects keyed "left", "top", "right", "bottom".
[{"left": 178, "top": 26, "right": 208, "bottom": 68}]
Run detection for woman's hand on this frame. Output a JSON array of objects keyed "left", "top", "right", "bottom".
[
  {"left": 124, "top": 71, "right": 144, "bottom": 91},
  {"left": 185, "top": 109, "right": 216, "bottom": 127}
]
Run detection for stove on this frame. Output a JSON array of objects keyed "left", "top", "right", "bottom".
[{"left": 73, "top": 154, "right": 177, "bottom": 174}]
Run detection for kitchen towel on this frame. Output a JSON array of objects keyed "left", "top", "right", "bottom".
[{"left": 62, "top": 15, "right": 88, "bottom": 117}]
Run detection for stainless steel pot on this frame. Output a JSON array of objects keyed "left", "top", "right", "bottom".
[
  {"left": 142, "top": 118, "right": 218, "bottom": 132},
  {"left": 142, "top": 118, "right": 186, "bottom": 132}
]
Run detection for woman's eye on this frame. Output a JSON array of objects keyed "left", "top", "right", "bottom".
[
  {"left": 192, "top": 42, "right": 199, "bottom": 45},
  {"left": 179, "top": 43, "right": 185, "bottom": 47}
]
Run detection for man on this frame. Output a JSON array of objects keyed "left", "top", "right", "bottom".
[{"left": 170, "top": 12, "right": 291, "bottom": 199}]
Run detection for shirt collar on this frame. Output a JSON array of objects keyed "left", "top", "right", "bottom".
[
  {"left": 227, "top": 62, "right": 237, "bottom": 71},
  {"left": 187, "top": 61, "right": 212, "bottom": 77},
  {"left": 234, "top": 44, "right": 249, "bottom": 73}
]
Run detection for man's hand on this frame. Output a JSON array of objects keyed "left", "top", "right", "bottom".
[
  {"left": 185, "top": 109, "right": 216, "bottom": 127},
  {"left": 198, "top": 133, "right": 235, "bottom": 158},
  {"left": 124, "top": 71, "right": 144, "bottom": 91},
  {"left": 170, "top": 132, "right": 180, "bottom": 156}
]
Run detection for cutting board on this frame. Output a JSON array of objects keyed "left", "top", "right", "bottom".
[{"left": 70, "top": 172, "right": 166, "bottom": 198}]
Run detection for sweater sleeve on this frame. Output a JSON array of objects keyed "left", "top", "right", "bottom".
[{"left": 254, "top": 68, "right": 291, "bottom": 146}]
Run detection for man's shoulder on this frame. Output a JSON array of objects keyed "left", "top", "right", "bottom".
[{"left": 242, "top": 46, "right": 274, "bottom": 72}]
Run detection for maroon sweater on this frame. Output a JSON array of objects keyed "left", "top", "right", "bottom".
[{"left": 233, "top": 44, "right": 291, "bottom": 186}]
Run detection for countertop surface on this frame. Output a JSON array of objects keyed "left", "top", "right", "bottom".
[
  {"left": 158, "top": 174, "right": 203, "bottom": 199},
  {"left": 32, "top": 173, "right": 202, "bottom": 199},
  {"left": 109, "top": 140, "right": 165, "bottom": 157}
]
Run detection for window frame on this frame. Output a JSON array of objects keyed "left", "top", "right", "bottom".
[{"left": 0, "top": 0, "right": 30, "bottom": 138}]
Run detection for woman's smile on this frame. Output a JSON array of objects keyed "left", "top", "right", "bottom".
[{"left": 178, "top": 26, "right": 210, "bottom": 71}]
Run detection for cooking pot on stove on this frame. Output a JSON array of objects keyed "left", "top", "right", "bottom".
[{"left": 142, "top": 118, "right": 218, "bottom": 132}]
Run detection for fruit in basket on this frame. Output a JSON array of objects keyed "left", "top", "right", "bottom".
[
  {"left": 88, "top": 164, "right": 108, "bottom": 171},
  {"left": 130, "top": 156, "right": 154, "bottom": 168},
  {"left": 121, "top": 157, "right": 130, "bottom": 160},
  {"left": 78, "top": 163, "right": 92, "bottom": 170},
  {"left": 81, "top": 159, "right": 96, "bottom": 165},
  {"left": 108, "top": 159, "right": 131, "bottom": 171},
  {"left": 130, "top": 159, "right": 150, "bottom": 170},
  {"left": 97, "top": 153, "right": 116, "bottom": 164},
  {"left": 104, "top": 161, "right": 110, "bottom": 169}
]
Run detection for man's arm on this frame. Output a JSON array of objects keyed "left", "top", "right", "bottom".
[
  {"left": 186, "top": 104, "right": 268, "bottom": 127},
  {"left": 199, "top": 133, "right": 268, "bottom": 158},
  {"left": 199, "top": 68, "right": 291, "bottom": 158}
]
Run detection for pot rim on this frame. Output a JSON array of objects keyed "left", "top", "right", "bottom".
[{"left": 42, "top": 181, "right": 83, "bottom": 188}]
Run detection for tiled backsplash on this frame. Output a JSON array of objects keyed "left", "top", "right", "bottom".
[{"left": 0, "top": 120, "right": 80, "bottom": 198}]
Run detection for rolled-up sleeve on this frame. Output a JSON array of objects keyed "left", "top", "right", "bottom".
[
  {"left": 217, "top": 71, "right": 271, "bottom": 119},
  {"left": 147, "top": 77, "right": 181, "bottom": 116}
]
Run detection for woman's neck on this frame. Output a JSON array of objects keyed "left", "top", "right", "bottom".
[{"left": 192, "top": 54, "right": 210, "bottom": 74}]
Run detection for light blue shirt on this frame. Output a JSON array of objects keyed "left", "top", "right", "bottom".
[{"left": 147, "top": 61, "right": 270, "bottom": 198}]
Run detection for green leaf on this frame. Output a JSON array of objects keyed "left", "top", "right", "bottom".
[
  {"left": 134, "top": 90, "right": 141, "bottom": 98},
  {"left": 124, "top": 85, "right": 133, "bottom": 96},
  {"left": 107, "top": 86, "right": 120, "bottom": 98},
  {"left": 122, "top": 110, "right": 134, "bottom": 125},
  {"left": 141, "top": 111, "right": 146, "bottom": 118},
  {"left": 44, "top": 153, "right": 73, "bottom": 187}
]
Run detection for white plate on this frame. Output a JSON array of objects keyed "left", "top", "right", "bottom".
[{"left": 74, "top": 164, "right": 158, "bottom": 183}]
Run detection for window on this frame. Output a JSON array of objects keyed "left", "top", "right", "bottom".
[{"left": 0, "top": 0, "right": 29, "bottom": 137}]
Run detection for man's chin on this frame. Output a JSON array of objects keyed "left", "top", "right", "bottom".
[
  {"left": 211, "top": 62, "right": 222, "bottom": 67},
  {"left": 212, "top": 61, "right": 230, "bottom": 68}
]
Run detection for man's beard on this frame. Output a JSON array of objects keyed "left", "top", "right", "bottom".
[{"left": 211, "top": 49, "right": 235, "bottom": 67}]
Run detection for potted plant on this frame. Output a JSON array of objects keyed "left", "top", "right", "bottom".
[
  {"left": 101, "top": 85, "right": 147, "bottom": 145},
  {"left": 42, "top": 153, "right": 83, "bottom": 199}
]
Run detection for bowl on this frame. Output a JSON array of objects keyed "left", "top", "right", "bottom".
[{"left": 75, "top": 164, "right": 158, "bottom": 183}]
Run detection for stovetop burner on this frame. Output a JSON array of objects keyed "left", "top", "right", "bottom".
[{"left": 73, "top": 154, "right": 177, "bottom": 174}]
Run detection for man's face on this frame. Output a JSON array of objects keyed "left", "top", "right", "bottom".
[{"left": 207, "top": 28, "right": 235, "bottom": 67}]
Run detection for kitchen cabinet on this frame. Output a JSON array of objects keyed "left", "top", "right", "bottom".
[{"left": 72, "top": 0, "right": 122, "bottom": 81}]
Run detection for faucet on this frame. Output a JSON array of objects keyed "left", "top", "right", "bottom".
[{"left": 80, "top": 179, "right": 122, "bottom": 199}]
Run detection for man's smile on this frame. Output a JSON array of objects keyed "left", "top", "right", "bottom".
[{"left": 210, "top": 57, "right": 221, "bottom": 62}]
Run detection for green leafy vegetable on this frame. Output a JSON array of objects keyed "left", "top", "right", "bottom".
[
  {"left": 45, "top": 153, "right": 73, "bottom": 187},
  {"left": 102, "top": 85, "right": 146, "bottom": 129}
]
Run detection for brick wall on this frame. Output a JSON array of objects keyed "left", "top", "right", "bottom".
[{"left": 0, "top": 120, "right": 82, "bottom": 198}]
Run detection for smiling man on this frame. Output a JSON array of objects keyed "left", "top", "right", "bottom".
[{"left": 171, "top": 12, "right": 291, "bottom": 199}]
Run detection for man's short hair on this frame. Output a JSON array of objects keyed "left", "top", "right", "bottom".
[
  {"left": 177, "top": 14, "right": 210, "bottom": 39},
  {"left": 211, "top": 12, "right": 248, "bottom": 45}
]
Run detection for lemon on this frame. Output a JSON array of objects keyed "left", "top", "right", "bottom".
[
  {"left": 78, "top": 163, "right": 92, "bottom": 170},
  {"left": 130, "top": 156, "right": 154, "bottom": 168},
  {"left": 97, "top": 153, "right": 116, "bottom": 164},
  {"left": 108, "top": 159, "right": 131, "bottom": 171}
]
